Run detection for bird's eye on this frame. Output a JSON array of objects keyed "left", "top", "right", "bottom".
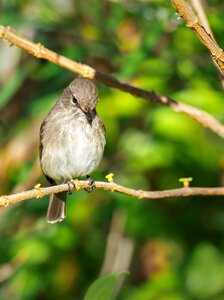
[{"left": 71, "top": 94, "right": 78, "bottom": 105}]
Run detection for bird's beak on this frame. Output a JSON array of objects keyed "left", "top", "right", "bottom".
[{"left": 83, "top": 110, "right": 95, "bottom": 122}]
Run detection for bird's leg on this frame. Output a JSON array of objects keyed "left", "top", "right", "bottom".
[
  {"left": 63, "top": 180, "right": 76, "bottom": 195},
  {"left": 84, "top": 175, "right": 96, "bottom": 193}
]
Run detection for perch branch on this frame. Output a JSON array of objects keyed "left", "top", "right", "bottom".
[
  {"left": 172, "top": 0, "right": 224, "bottom": 74},
  {"left": 1, "top": 25, "right": 224, "bottom": 138},
  {"left": 1, "top": 181, "right": 224, "bottom": 207}
]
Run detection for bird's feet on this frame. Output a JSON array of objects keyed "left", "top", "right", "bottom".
[
  {"left": 84, "top": 175, "right": 96, "bottom": 193},
  {"left": 63, "top": 180, "right": 76, "bottom": 195}
]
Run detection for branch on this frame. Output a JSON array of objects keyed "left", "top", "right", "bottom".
[
  {"left": 1, "top": 180, "right": 224, "bottom": 208},
  {"left": 189, "top": 0, "right": 224, "bottom": 86},
  {"left": 172, "top": 0, "right": 224, "bottom": 74},
  {"left": 1, "top": 25, "right": 224, "bottom": 138},
  {"left": 190, "top": 0, "right": 213, "bottom": 38}
]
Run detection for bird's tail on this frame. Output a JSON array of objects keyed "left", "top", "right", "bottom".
[{"left": 47, "top": 192, "right": 67, "bottom": 224}]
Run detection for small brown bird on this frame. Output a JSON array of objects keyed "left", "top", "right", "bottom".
[{"left": 39, "top": 78, "right": 106, "bottom": 224}]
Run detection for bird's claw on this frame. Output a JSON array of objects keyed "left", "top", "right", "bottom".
[
  {"left": 84, "top": 175, "right": 96, "bottom": 193},
  {"left": 63, "top": 180, "right": 76, "bottom": 195}
]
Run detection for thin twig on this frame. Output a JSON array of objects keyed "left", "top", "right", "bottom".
[
  {"left": 1, "top": 181, "right": 224, "bottom": 208},
  {"left": 0, "top": 25, "right": 224, "bottom": 138},
  {"left": 189, "top": 0, "right": 224, "bottom": 86},
  {"left": 100, "top": 210, "right": 134, "bottom": 275},
  {"left": 190, "top": 0, "right": 213, "bottom": 37},
  {"left": 172, "top": 0, "right": 224, "bottom": 74}
]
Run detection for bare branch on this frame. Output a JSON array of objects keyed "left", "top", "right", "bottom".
[
  {"left": 190, "top": 0, "right": 213, "bottom": 37},
  {"left": 1, "top": 180, "right": 224, "bottom": 208},
  {"left": 189, "top": 0, "right": 224, "bottom": 86},
  {"left": 172, "top": 0, "right": 224, "bottom": 74},
  {"left": 1, "top": 25, "right": 224, "bottom": 138}
]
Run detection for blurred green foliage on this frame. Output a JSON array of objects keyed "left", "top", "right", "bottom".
[
  {"left": 84, "top": 272, "right": 129, "bottom": 300},
  {"left": 0, "top": 0, "right": 224, "bottom": 299}
]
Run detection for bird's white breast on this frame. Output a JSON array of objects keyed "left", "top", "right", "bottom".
[{"left": 41, "top": 110, "right": 105, "bottom": 182}]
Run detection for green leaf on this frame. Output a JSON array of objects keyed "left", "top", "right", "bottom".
[{"left": 84, "top": 272, "right": 129, "bottom": 300}]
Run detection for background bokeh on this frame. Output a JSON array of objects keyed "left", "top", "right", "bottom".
[{"left": 1, "top": 0, "right": 224, "bottom": 299}]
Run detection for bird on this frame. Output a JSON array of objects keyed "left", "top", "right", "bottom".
[{"left": 39, "top": 78, "right": 106, "bottom": 224}]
